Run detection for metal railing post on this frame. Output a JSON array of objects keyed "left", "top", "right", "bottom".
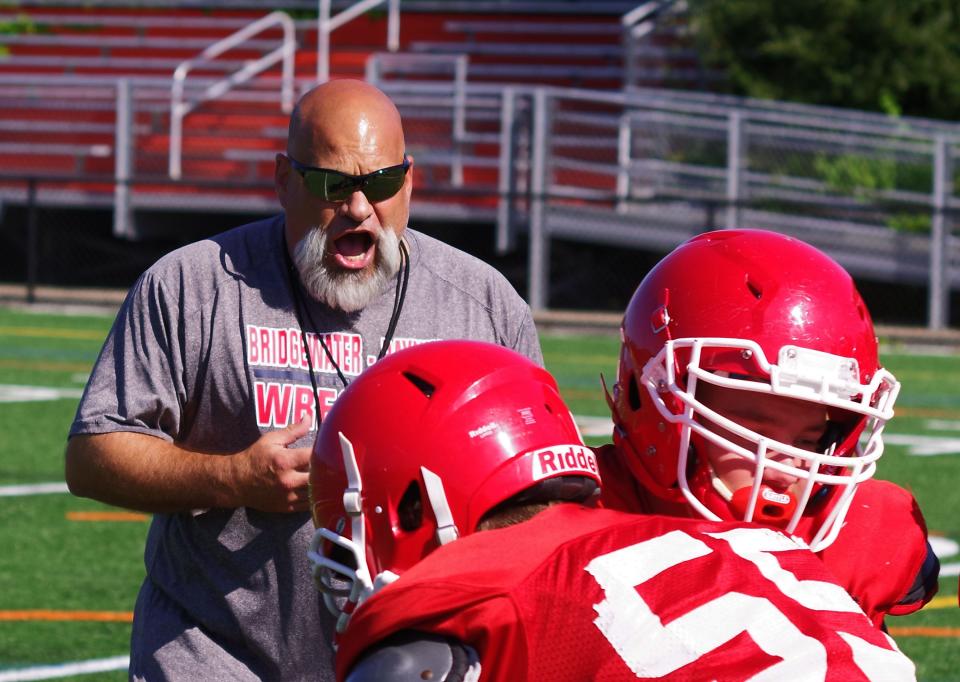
[
  {"left": 621, "top": 1, "right": 674, "bottom": 90},
  {"left": 317, "top": 0, "right": 331, "bottom": 83},
  {"left": 318, "top": 0, "right": 401, "bottom": 84},
  {"left": 528, "top": 88, "right": 550, "bottom": 312},
  {"left": 451, "top": 55, "right": 467, "bottom": 186},
  {"left": 169, "top": 77, "right": 185, "bottom": 179},
  {"left": 496, "top": 87, "right": 517, "bottom": 254},
  {"left": 113, "top": 78, "right": 133, "bottom": 238},
  {"left": 726, "top": 110, "right": 743, "bottom": 229},
  {"left": 26, "top": 178, "right": 38, "bottom": 303},
  {"left": 621, "top": 12, "right": 637, "bottom": 90},
  {"left": 170, "top": 11, "right": 295, "bottom": 179},
  {"left": 616, "top": 111, "right": 632, "bottom": 213},
  {"left": 364, "top": 51, "right": 381, "bottom": 84},
  {"left": 387, "top": 0, "right": 400, "bottom": 51},
  {"left": 929, "top": 135, "right": 950, "bottom": 330}
]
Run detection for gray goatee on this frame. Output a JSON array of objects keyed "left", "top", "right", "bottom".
[{"left": 293, "top": 227, "right": 402, "bottom": 313}]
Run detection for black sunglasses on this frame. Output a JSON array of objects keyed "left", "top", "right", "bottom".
[{"left": 287, "top": 155, "right": 410, "bottom": 203}]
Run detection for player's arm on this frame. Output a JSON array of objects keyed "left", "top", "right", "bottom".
[
  {"left": 343, "top": 631, "right": 479, "bottom": 682},
  {"left": 64, "top": 416, "right": 313, "bottom": 514}
]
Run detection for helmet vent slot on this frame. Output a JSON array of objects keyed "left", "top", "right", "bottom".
[
  {"left": 397, "top": 480, "right": 424, "bottom": 531},
  {"left": 402, "top": 371, "right": 435, "bottom": 397},
  {"left": 745, "top": 277, "right": 763, "bottom": 300}
]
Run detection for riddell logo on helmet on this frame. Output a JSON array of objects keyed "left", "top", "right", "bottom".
[
  {"left": 532, "top": 445, "right": 598, "bottom": 480},
  {"left": 761, "top": 488, "right": 791, "bottom": 505},
  {"left": 468, "top": 422, "right": 498, "bottom": 439}
]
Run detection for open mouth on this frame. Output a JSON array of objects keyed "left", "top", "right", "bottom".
[{"left": 332, "top": 231, "right": 376, "bottom": 270}]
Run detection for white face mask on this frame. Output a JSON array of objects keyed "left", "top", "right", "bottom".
[
  {"left": 293, "top": 227, "right": 402, "bottom": 312},
  {"left": 642, "top": 338, "right": 900, "bottom": 551}
]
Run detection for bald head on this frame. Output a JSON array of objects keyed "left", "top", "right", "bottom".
[{"left": 287, "top": 79, "right": 405, "bottom": 167}]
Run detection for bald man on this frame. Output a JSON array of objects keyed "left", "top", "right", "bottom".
[{"left": 65, "top": 79, "right": 541, "bottom": 681}]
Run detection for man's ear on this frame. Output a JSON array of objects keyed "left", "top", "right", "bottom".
[
  {"left": 403, "top": 154, "right": 414, "bottom": 199},
  {"left": 275, "top": 153, "right": 291, "bottom": 207}
]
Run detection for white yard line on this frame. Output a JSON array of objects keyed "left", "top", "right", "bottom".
[
  {"left": 939, "top": 562, "right": 960, "bottom": 578},
  {"left": 0, "top": 483, "right": 69, "bottom": 497},
  {"left": 0, "top": 385, "right": 83, "bottom": 403},
  {"left": 574, "top": 414, "right": 613, "bottom": 437},
  {"left": 0, "top": 656, "right": 128, "bottom": 681}
]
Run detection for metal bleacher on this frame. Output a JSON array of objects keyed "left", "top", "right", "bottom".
[
  {"left": 0, "top": 0, "right": 651, "bottom": 229},
  {"left": 2, "top": 0, "right": 959, "bottom": 327}
]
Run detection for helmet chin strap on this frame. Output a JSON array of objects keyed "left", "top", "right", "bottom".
[
  {"left": 710, "top": 469, "right": 734, "bottom": 501},
  {"left": 421, "top": 466, "right": 460, "bottom": 546}
]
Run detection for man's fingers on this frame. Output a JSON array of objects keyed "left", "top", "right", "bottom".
[
  {"left": 288, "top": 496, "right": 311, "bottom": 513},
  {"left": 286, "top": 469, "right": 310, "bottom": 489},
  {"left": 287, "top": 413, "right": 313, "bottom": 439},
  {"left": 285, "top": 444, "right": 312, "bottom": 470},
  {"left": 238, "top": 417, "right": 315, "bottom": 513},
  {"left": 285, "top": 472, "right": 312, "bottom": 512},
  {"left": 268, "top": 414, "right": 313, "bottom": 446}
]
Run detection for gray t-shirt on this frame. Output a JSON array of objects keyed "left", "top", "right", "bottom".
[{"left": 69, "top": 215, "right": 541, "bottom": 681}]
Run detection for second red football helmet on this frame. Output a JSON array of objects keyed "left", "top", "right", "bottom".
[
  {"left": 608, "top": 229, "right": 899, "bottom": 550},
  {"left": 308, "top": 340, "right": 599, "bottom": 632}
]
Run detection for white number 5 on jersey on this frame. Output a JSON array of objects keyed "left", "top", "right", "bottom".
[{"left": 584, "top": 527, "right": 915, "bottom": 681}]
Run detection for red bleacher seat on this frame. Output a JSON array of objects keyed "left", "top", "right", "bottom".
[{"left": 0, "top": 2, "right": 695, "bottom": 235}]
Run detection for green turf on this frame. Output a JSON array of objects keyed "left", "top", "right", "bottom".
[
  {"left": 0, "top": 307, "right": 957, "bottom": 680},
  {"left": 0, "top": 308, "right": 140, "bottom": 679}
]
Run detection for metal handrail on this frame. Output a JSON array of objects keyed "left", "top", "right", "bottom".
[
  {"left": 622, "top": 1, "right": 671, "bottom": 31},
  {"left": 317, "top": 0, "right": 400, "bottom": 84},
  {"left": 168, "top": 11, "right": 295, "bottom": 180},
  {"left": 366, "top": 52, "right": 468, "bottom": 185},
  {"left": 621, "top": 0, "right": 681, "bottom": 90}
]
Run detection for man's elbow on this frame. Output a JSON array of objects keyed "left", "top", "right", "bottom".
[{"left": 64, "top": 435, "right": 98, "bottom": 499}]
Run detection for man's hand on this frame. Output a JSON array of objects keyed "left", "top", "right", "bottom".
[
  {"left": 66, "top": 417, "right": 317, "bottom": 514},
  {"left": 231, "top": 415, "right": 314, "bottom": 513}
]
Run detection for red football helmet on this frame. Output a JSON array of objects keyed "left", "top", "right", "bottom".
[
  {"left": 308, "top": 340, "right": 599, "bottom": 632},
  {"left": 608, "top": 229, "right": 899, "bottom": 551}
]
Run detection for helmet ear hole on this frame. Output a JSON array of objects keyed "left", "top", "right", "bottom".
[
  {"left": 627, "top": 374, "right": 642, "bottom": 411},
  {"left": 397, "top": 481, "right": 424, "bottom": 532}
]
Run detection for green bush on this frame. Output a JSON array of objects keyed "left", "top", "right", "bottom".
[{"left": 813, "top": 154, "right": 896, "bottom": 198}]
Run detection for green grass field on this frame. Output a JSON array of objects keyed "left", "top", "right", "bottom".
[{"left": 0, "top": 306, "right": 957, "bottom": 680}]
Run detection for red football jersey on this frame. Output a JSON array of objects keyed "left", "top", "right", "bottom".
[
  {"left": 335, "top": 505, "right": 914, "bottom": 681},
  {"left": 594, "top": 444, "right": 934, "bottom": 627}
]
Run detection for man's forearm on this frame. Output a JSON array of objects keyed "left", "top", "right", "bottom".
[
  {"left": 65, "top": 432, "right": 241, "bottom": 513},
  {"left": 65, "top": 418, "right": 313, "bottom": 514}
]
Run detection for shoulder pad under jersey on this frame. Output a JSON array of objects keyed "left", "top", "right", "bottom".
[
  {"left": 345, "top": 631, "right": 480, "bottom": 682},
  {"left": 900, "top": 539, "right": 941, "bottom": 607}
]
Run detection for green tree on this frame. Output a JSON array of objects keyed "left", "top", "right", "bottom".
[{"left": 688, "top": 0, "right": 960, "bottom": 119}]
